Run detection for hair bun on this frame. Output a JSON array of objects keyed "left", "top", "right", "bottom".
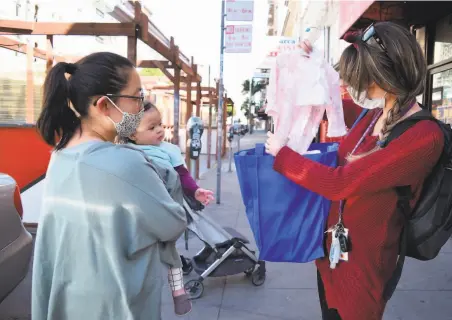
[{"left": 64, "top": 63, "right": 78, "bottom": 75}]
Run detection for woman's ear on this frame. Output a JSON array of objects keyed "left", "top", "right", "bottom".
[
  {"left": 367, "top": 82, "right": 384, "bottom": 99},
  {"left": 94, "top": 96, "right": 110, "bottom": 116}
]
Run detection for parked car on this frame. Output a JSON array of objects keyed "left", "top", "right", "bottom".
[
  {"left": 231, "top": 123, "right": 248, "bottom": 136},
  {"left": 0, "top": 173, "right": 33, "bottom": 302}
]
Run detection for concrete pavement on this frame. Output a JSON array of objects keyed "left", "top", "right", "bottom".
[{"left": 1, "top": 131, "right": 452, "bottom": 320}]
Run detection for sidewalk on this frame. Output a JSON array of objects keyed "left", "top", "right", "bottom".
[
  {"left": 164, "top": 131, "right": 452, "bottom": 320},
  {"left": 1, "top": 132, "right": 451, "bottom": 320}
]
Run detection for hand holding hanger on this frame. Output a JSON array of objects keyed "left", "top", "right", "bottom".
[{"left": 297, "top": 39, "right": 313, "bottom": 55}]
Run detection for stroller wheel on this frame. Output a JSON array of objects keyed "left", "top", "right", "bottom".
[
  {"left": 184, "top": 279, "right": 204, "bottom": 300},
  {"left": 182, "top": 258, "right": 193, "bottom": 276},
  {"left": 251, "top": 268, "right": 266, "bottom": 286},
  {"left": 244, "top": 266, "right": 254, "bottom": 277}
]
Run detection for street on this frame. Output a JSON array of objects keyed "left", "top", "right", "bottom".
[{"left": 1, "top": 132, "right": 452, "bottom": 320}]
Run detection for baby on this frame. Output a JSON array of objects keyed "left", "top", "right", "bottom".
[{"left": 126, "top": 101, "right": 214, "bottom": 316}]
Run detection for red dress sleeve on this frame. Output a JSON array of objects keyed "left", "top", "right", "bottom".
[{"left": 273, "top": 120, "right": 444, "bottom": 201}]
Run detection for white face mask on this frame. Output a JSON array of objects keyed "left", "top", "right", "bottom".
[{"left": 347, "top": 87, "right": 387, "bottom": 110}]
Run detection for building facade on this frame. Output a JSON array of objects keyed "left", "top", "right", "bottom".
[{"left": 0, "top": 0, "right": 154, "bottom": 124}]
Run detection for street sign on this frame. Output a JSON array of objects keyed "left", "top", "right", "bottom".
[
  {"left": 225, "top": 25, "right": 252, "bottom": 53},
  {"left": 226, "top": 0, "right": 254, "bottom": 21},
  {"left": 253, "top": 72, "right": 270, "bottom": 79}
]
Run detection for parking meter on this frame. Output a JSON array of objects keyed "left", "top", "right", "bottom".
[
  {"left": 239, "top": 125, "right": 247, "bottom": 136},
  {"left": 187, "top": 116, "right": 204, "bottom": 160},
  {"left": 227, "top": 126, "right": 234, "bottom": 142}
]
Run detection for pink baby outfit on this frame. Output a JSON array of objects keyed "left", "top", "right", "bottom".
[{"left": 266, "top": 49, "right": 346, "bottom": 154}]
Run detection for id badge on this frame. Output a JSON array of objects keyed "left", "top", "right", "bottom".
[
  {"left": 339, "top": 228, "right": 349, "bottom": 261},
  {"left": 329, "top": 230, "right": 341, "bottom": 269}
]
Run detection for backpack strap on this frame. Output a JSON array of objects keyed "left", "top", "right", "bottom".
[
  {"left": 380, "top": 110, "right": 436, "bottom": 148},
  {"left": 381, "top": 110, "right": 436, "bottom": 301}
]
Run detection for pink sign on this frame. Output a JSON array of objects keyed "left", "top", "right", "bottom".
[
  {"left": 225, "top": 25, "right": 253, "bottom": 53},
  {"left": 226, "top": 0, "right": 254, "bottom": 22}
]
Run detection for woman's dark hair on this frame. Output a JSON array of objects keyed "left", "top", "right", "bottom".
[
  {"left": 124, "top": 100, "right": 157, "bottom": 144},
  {"left": 339, "top": 21, "right": 426, "bottom": 158},
  {"left": 36, "top": 52, "right": 134, "bottom": 150}
]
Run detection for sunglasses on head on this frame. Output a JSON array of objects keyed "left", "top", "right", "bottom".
[{"left": 361, "top": 23, "right": 387, "bottom": 52}]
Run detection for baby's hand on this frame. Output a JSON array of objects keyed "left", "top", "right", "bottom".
[{"left": 194, "top": 188, "right": 214, "bottom": 206}]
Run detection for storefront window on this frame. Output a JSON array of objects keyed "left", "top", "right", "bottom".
[
  {"left": 431, "top": 69, "right": 452, "bottom": 123},
  {"left": 415, "top": 26, "right": 426, "bottom": 58},
  {"left": 416, "top": 94, "right": 423, "bottom": 104},
  {"left": 434, "top": 14, "right": 452, "bottom": 64}
]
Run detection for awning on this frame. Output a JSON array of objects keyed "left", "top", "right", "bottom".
[
  {"left": 339, "top": 0, "right": 375, "bottom": 37},
  {"left": 339, "top": 1, "right": 452, "bottom": 37}
]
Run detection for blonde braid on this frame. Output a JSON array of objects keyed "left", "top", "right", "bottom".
[
  {"left": 379, "top": 100, "right": 403, "bottom": 142},
  {"left": 346, "top": 99, "right": 404, "bottom": 163}
]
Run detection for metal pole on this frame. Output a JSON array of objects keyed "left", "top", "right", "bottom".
[
  {"left": 248, "top": 77, "right": 253, "bottom": 134},
  {"left": 228, "top": 137, "right": 233, "bottom": 172},
  {"left": 228, "top": 102, "right": 234, "bottom": 172},
  {"left": 173, "top": 67, "right": 181, "bottom": 145},
  {"left": 207, "top": 65, "right": 212, "bottom": 169},
  {"left": 190, "top": 159, "right": 196, "bottom": 179},
  {"left": 216, "top": 0, "right": 226, "bottom": 204}
]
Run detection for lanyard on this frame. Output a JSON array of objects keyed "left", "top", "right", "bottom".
[
  {"left": 337, "top": 100, "right": 417, "bottom": 222},
  {"left": 338, "top": 109, "right": 383, "bottom": 221}
]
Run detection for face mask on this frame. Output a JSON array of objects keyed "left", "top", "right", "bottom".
[
  {"left": 347, "top": 87, "right": 386, "bottom": 110},
  {"left": 106, "top": 97, "right": 144, "bottom": 138}
]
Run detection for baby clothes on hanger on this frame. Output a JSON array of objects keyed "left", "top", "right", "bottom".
[{"left": 266, "top": 49, "right": 346, "bottom": 155}]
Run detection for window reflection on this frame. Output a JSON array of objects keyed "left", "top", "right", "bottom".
[
  {"left": 431, "top": 69, "right": 452, "bottom": 124},
  {"left": 434, "top": 14, "right": 452, "bottom": 63},
  {"left": 416, "top": 94, "right": 423, "bottom": 104}
]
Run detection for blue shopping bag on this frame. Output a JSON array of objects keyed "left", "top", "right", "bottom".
[{"left": 234, "top": 143, "right": 338, "bottom": 263}]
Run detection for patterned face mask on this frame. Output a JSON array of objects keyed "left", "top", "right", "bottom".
[{"left": 106, "top": 97, "right": 144, "bottom": 138}]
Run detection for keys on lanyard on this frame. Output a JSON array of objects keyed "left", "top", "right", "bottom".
[
  {"left": 326, "top": 110, "right": 384, "bottom": 269},
  {"left": 327, "top": 219, "right": 350, "bottom": 269}
]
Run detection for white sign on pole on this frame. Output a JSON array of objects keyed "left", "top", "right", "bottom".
[
  {"left": 226, "top": 0, "right": 254, "bottom": 21},
  {"left": 253, "top": 72, "right": 270, "bottom": 79},
  {"left": 225, "top": 25, "right": 252, "bottom": 53}
]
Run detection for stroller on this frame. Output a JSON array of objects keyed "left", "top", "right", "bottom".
[{"left": 181, "top": 195, "right": 266, "bottom": 299}]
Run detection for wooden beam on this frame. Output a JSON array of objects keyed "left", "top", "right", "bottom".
[
  {"left": 140, "top": 30, "right": 201, "bottom": 82},
  {"left": 195, "top": 78, "right": 201, "bottom": 179},
  {"left": 137, "top": 60, "right": 174, "bottom": 69},
  {"left": 150, "top": 84, "right": 215, "bottom": 93},
  {"left": 46, "top": 35, "right": 53, "bottom": 74},
  {"left": 26, "top": 43, "right": 34, "bottom": 123},
  {"left": 0, "top": 20, "right": 136, "bottom": 36},
  {"left": 0, "top": 35, "right": 46, "bottom": 59},
  {"left": 0, "top": 35, "right": 68, "bottom": 63},
  {"left": 196, "top": 82, "right": 201, "bottom": 115},
  {"left": 173, "top": 66, "right": 181, "bottom": 145},
  {"left": 185, "top": 75, "right": 193, "bottom": 169},
  {"left": 127, "top": 35, "right": 137, "bottom": 65},
  {"left": 153, "top": 60, "right": 174, "bottom": 83},
  {"left": 0, "top": 20, "right": 32, "bottom": 33},
  {"left": 140, "top": 13, "right": 149, "bottom": 43}
]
